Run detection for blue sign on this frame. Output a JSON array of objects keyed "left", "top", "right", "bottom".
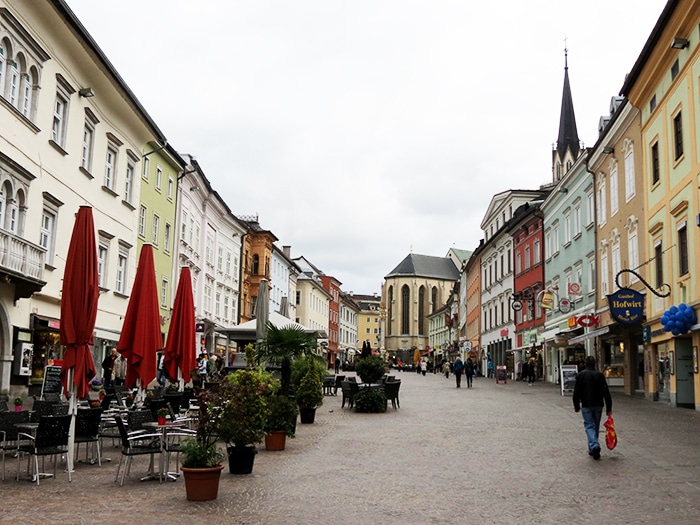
[{"left": 607, "top": 289, "right": 645, "bottom": 325}]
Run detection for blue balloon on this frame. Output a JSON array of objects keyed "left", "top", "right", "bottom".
[
  {"left": 672, "top": 329, "right": 680, "bottom": 336},
  {"left": 670, "top": 306, "right": 679, "bottom": 314},
  {"left": 661, "top": 315, "right": 669, "bottom": 325},
  {"left": 679, "top": 303, "right": 687, "bottom": 311}
]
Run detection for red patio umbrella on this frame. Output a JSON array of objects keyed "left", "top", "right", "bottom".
[
  {"left": 117, "top": 244, "right": 161, "bottom": 392},
  {"left": 59, "top": 206, "right": 99, "bottom": 400},
  {"left": 59, "top": 206, "right": 99, "bottom": 476},
  {"left": 163, "top": 266, "right": 196, "bottom": 384}
]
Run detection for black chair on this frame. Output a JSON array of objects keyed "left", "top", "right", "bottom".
[
  {"left": 16, "top": 415, "right": 72, "bottom": 485},
  {"left": 43, "top": 393, "right": 61, "bottom": 403},
  {"left": 333, "top": 375, "right": 346, "bottom": 396},
  {"left": 163, "top": 392, "right": 183, "bottom": 414},
  {"left": 0, "top": 400, "right": 8, "bottom": 412},
  {"left": 128, "top": 409, "right": 155, "bottom": 432},
  {"left": 323, "top": 376, "right": 335, "bottom": 396},
  {"left": 113, "top": 416, "right": 161, "bottom": 486},
  {"left": 340, "top": 381, "right": 353, "bottom": 409},
  {"left": 384, "top": 380, "right": 401, "bottom": 409},
  {"left": 75, "top": 408, "right": 103, "bottom": 465},
  {"left": 0, "top": 410, "right": 30, "bottom": 480},
  {"left": 346, "top": 381, "right": 360, "bottom": 409},
  {"left": 51, "top": 404, "right": 69, "bottom": 416},
  {"left": 30, "top": 399, "right": 54, "bottom": 422}
]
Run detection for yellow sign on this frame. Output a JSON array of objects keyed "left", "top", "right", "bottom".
[{"left": 541, "top": 291, "right": 554, "bottom": 309}]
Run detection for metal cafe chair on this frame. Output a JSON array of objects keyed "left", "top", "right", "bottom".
[
  {"left": 16, "top": 414, "right": 72, "bottom": 486},
  {"left": 113, "top": 416, "right": 161, "bottom": 486},
  {"left": 0, "top": 410, "right": 30, "bottom": 480}
]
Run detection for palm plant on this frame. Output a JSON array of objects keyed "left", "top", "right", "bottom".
[{"left": 257, "top": 322, "right": 318, "bottom": 397}]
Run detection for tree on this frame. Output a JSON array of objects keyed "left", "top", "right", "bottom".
[{"left": 257, "top": 322, "right": 318, "bottom": 396}]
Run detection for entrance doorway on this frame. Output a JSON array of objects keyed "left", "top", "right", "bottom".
[{"left": 675, "top": 338, "right": 695, "bottom": 409}]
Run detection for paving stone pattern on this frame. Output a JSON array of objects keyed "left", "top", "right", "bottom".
[{"left": 2, "top": 372, "right": 700, "bottom": 524}]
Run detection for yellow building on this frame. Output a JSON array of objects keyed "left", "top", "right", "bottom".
[{"left": 621, "top": 0, "right": 700, "bottom": 408}]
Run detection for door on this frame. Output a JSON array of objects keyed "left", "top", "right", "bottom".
[{"left": 675, "top": 338, "right": 695, "bottom": 408}]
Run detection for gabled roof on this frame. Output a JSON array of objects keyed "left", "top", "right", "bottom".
[
  {"left": 556, "top": 52, "right": 580, "bottom": 160},
  {"left": 385, "top": 254, "right": 460, "bottom": 281}
]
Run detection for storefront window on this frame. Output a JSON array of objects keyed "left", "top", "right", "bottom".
[
  {"left": 604, "top": 342, "right": 624, "bottom": 379},
  {"left": 31, "top": 329, "right": 61, "bottom": 383}
]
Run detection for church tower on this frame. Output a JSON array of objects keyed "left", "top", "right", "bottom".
[{"left": 552, "top": 49, "right": 581, "bottom": 182}]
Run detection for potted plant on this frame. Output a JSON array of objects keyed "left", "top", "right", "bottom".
[
  {"left": 89, "top": 378, "right": 103, "bottom": 392},
  {"left": 180, "top": 391, "right": 227, "bottom": 501},
  {"left": 13, "top": 396, "right": 22, "bottom": 412},
  {"left": 264, "top": 395, "right": 298, "bottom": 451},
  {"left": 295, "top": 368, "right": 323, "bottom": 424},
  {"left": 98, "top": 388, "right": 106, "bottom": 401},
  {"left": 257, "top": 323, "right": 319, "bottom": 397},
  {"left": 216, "top": 366, "right": 276, "bottom": 474},
  {"left": 156, "top": 407, "right": 169, "bottom": 425}
]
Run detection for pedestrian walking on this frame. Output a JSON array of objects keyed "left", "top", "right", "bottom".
[
  {"left": 156, "top": 351, "right": 166, "bottom": 387},
  {"left": 442, "top": 360, "right": 450, "bottom": 379},
  {"left": 487, "top": 358, "right": 494, "bottom": 379},
  {"left": 113, "top": 351, "right": 126, "bottom": 386},
  {"left": 102, "top": 347, "right": 117, "bottom": 388},
  {"left": 452, "top": 356, "right": 464, "bottom": 388},
  {"left": 573, "top": 355, "right": 612, "bottom": 460},
  {"left": 465, "top": 358, "right": 474, "bottom": 388},
  {"left": 420, "top": 360, "right": 427, "bottom": 376},
  {"left": 528, "top": 356, "right": 537, "bottom": 385}
]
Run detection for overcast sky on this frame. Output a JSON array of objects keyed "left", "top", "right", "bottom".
[{"left": 66, "top": 0, "right": 666, "bottom": 295}]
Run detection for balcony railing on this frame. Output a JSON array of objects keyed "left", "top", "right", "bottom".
[{"left": 0, "top": 230, "right": 46, "bottom": 297}]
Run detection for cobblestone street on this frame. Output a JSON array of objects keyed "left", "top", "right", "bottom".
[{"left": 3, "top": 371, "right": 700, "bottom": 524}]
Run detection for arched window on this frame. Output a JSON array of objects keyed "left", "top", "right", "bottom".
[
  {"left": 252, "top": 254, "right": 259, "bottom": 275},
  {"left": 401, "top": 284, "right": 410, "bottom": 335},
  {"left": 1, "top": 180, "right": 12, "bottom": 232},
  {"left": 431, "top": 287, "right": 438, "bottom": 313},
  {"left": 21, "top": 70, "right": 32, "bottom": 118},
  {"left": 418, "top": 286, "right": 425, "bottom": 335},
  {"left": 0, "top": 41, "right": 6, "bottom": 98},
  {"left": 387, "top": 286, "right": 393, "bottom": 336}
]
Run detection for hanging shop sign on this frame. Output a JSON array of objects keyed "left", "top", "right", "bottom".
[
  {"left": 541, "top": 291, "right": 555, "bottom": 309},
  {"left": 607, "top": 288, "right": 645, "bottom": 325},
  {"left": 568, "top": 314, "right": 599, "bottom": 328}
]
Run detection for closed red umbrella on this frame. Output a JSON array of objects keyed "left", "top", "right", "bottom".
[
  {"left": 117, "top": 244, "right": 161, "bottom": 390},
  {"left": 59, "top": 206, "right": 99, "bottom": 400},
  {"left": 59, "top": 206, "right": 99, "bottom": 476},
  {"left": 163, "top": 266, "right": 196, "bottom": 383}
]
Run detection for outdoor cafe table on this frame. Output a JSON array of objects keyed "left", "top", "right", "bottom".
[{"left": 141, "top": 420, "right": 187, "bottom": 482}]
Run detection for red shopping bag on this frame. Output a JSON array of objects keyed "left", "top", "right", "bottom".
[{"left": 604, "top": 414, "right": 617, "bottom": 450}]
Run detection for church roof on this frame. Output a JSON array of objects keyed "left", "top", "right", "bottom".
[
  {"left": 385, "top": 253, "right": 460, "bottom": 281},
  {"left": 556, "top": 53, "right": 580, "bottom": 159}
]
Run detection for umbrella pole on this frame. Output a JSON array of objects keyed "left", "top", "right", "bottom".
[{"left": 66, "top": 369, "right": 77, "bottom": 477}]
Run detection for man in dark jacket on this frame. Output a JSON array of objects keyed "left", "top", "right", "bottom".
[{"left": 573, "top": 356, "right": 612, "bottom": 460}]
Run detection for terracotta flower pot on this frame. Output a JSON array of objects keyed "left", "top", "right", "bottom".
[
  {"left": 181, "top": 464, "right": 224, "bottom": 501},
  {"left": 265, "top": 430, "right": 287, "bottom": 451}
]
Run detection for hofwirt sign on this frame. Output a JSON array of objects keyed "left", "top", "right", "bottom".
[{"left": 607, "top": 289, "right": 645, "bottom": 325}]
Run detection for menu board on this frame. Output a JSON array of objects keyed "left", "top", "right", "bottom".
[{"left": 41, "top": 365, "right": 63, "bottom": 398}]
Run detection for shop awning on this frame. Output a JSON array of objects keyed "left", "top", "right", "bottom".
[{"left": 568, "top": 326, "right": 610, "bottom": 345}]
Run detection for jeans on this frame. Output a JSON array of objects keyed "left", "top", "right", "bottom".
[
  {"left": 455, "top": 372, "right": 462, "bottom": 388},
  {"left": 581, "top": 406, "right": 603, "bottom": 452}
]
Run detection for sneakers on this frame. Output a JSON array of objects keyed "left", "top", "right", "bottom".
[{"left": 589, "top": 447, "right": 601, "bottom": 460}]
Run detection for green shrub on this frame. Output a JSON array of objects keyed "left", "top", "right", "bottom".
[
  {"left": 354, "top": 388, "right": 386, "bottom": 413},
  {"left": 265, "top": 395, "right": 298, "bottom": 437},
  {"left": 291, "top": 354, "right": 327, "bottom": 389},
  {"left": 295, "top": 368, "right": 323, "bottom": 409},
  {"left": 355, "top": 355, "right": 385, "bottom": 384}
]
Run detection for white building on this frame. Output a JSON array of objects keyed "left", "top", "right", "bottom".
[
  {"left": 0, "top": 1, "right": 167, "bottom": 394},
  {"left": 175, "top": 155, "right": 246, "bottom": 357}
]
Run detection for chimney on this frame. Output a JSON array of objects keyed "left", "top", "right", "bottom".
[{"left": 283, "top": 245, "right": 291, "bottom": 258}]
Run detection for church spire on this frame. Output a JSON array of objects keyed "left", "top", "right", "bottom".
[{"left": 556, "top": 47, "right": 580, "bottom": 160}]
